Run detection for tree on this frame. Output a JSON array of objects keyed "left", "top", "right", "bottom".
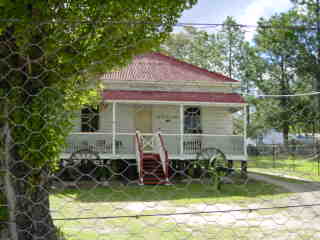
[
  {"left": 162, "top": 18, "right": 265, "bottom": 137},
  {"left": 0, "top": 1, "right": 197, "bottom": 239},
  {"left": 291, "top": 0, "right": 320, "bottom": 126},
  {"left": 162, "top": 17, "right": 247, "bottom": 80},
  {"left": 251, "top": 10, "right": 314, "bottom": 146},
  {"left": 161, "top": 26, "right": 223, "bottom": 71}
]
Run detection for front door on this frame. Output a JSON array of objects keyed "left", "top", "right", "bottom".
[{"left": 135, "top": 107, "right": 152, "bottom": 133}]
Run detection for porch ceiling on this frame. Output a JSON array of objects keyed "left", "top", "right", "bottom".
[{"left": 102, "top": 90, "right": 245, "bottom": 105}]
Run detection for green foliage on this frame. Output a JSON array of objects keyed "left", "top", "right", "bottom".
[
  {"left": 250, "top": 8, "right": 320, "bottom": 138},
  {"left": 161, "top": 17, "right": 246, "bottom": 80},
  {"left": 0, "top": 0, "right": 197, "bottom": 169},
  {"left": 0, "top": 192, "right": 8, "bottom": 224}
]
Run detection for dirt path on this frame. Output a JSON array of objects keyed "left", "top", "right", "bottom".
[
  {"left": 248, "top": 172, "right": 320, "bottom": 205},
  {"left": 248, "top": 172, "right": 320, "bottom": 193}
]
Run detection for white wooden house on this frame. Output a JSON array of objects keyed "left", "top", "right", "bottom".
[{"left": 61, "top": 52, "right": 247, "bottom": 184}]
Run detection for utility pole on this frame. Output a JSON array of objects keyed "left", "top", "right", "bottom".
[{"left": 228, "top": 27, "right": 233, "bottom": 79}]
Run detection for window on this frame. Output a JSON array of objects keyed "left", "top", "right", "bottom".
[
  {"left": 81, "top": 106, "right": 99, "bottom": 132},
  {"left": 184, "top": 107, "right": 201, "bottom": 134}
]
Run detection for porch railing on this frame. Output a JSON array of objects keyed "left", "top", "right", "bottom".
[
  {"left": 64, "top": 132, "right": 113, "bottom": 153},
  {"left": 183, "top": 134, "right": 244, "bottom": 156},
  {"left": 64, "top": 132, "right": 245, "bottom": 157}
]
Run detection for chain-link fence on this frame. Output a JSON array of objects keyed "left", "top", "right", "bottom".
[
  {"left": 248, "top": 143, "right": 320, "bottom": 179},
  {"left": 1, "top": 8, "right": 320, "bottom": 240}
]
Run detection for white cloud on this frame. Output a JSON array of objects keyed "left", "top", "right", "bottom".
[{"left": 237, "top": 0, "right": 293, "bottom": 40}]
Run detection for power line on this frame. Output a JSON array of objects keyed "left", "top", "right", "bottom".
[
  {"left": 38, "top": 203, "right": 320, "bottom": 221},
  {"left": 3, "top": 203, "right": 318, "bottom": 223},
  {"left": 241, "top": 91, "right": 320, "bottom": 97},
  {"left": 0, "top": 18, "right": 317, "bottom": 31},
  {"left": 176, "top": 22, "right": 317, "bottom": 30}
]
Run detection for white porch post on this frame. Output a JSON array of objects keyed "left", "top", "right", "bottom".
[
  {"left": 112, "top": 102, "right": 117, "bottom": 155},
  {"left": 180, "top": 104, "right": 184, "bottom": 155},
  {"left": 243, "top": 105, "right": 248, "bottom": 159}
]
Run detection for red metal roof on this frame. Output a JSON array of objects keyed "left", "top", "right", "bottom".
[
  {"left": 101, "top": 52, "right": 239, "bottom": 83},
  {"left": 103, "top": 90, "right": 245, "bottom": 104}
]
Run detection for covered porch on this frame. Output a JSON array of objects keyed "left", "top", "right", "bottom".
[{"left": 62, "top": 98, "right": 247, "bottom": 162}]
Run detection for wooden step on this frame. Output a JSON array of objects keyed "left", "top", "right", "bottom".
[
  {"left": 139, "top": 153, "right": 170, "bottom": 185},
  {"left": 143, "top": 173, "right": 165, "bottom": 177},
  {"left": 143, "top": 165, "right": 162, "bottom": 168},
  {"left": 143, "top": 169, "right": 164, "bottom": 173},
  {"left": 143, "top": 181, "right": 168, "bottom": 185},
  {"left": 143, "top": 161, "right": 161, "bottom": 165},
  {"left": 143, "top": 164, "right": 162, "bottom": 167},
  {"left": 143, "top": 173, "right": 165, "bottom": 176},
  {"left": 142, "top": 154, "right": 160, "bottom": 160},
  {"left": 143, "top": 178, "right": 170, "bottom": 185}
]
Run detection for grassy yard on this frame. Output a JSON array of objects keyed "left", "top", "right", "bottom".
[
  {"left": 247, "top": 156, "right": 320, "bottom": 181},
  {"left": 51, "top": 180, "right": 291, "bottom": 240}
]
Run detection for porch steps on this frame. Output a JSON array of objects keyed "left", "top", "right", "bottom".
[{"left": 142, "top": 153, "right": 170, "bottom": 185}]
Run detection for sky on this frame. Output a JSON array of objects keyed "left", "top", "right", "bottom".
[{"left": 179, "top": 0, "right": 294, "bottom": 39}]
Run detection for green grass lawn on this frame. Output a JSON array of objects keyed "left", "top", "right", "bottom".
[
  {"left": 248, "top": 156, "right": 320, "bottom": 181},
  {"left": 52, "top": 180, "right": 286, "bottom": 204},
  {"left": 51, "top": 180, "right": 290, "bottom": 240}
]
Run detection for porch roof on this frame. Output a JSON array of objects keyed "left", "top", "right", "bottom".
[{"left": 102, "top": 90, "right": 245, "bottom": 104}]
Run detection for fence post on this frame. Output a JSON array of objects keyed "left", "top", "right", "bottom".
[
  {"left": 112, "top": 102, "right": 117, "bottom": 155},
  {"left": 243, "top": 105, "right": 248, "bottom": 160},
  {"left": 318, "top": 154, "right": 320, "bottom": 176},
  {"left": 272, "top": 144, "right": 276, "bottom": 168},
  {"left": 317, "top": 142, "right": 320, "bottom": 176}
]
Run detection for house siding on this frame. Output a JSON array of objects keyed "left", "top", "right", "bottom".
[
  {"left": 201, "top": 107, "right": 233, "bottom": 135},
  {"left": 152, "top": 105, "right": 180, "bottom": 134},
  {"left": 105, "top": 82, "right": 233, "bottom": 93},
  {"left": 71, "top": 111, "right": 81, "bottom": 132},
  {"left": 99, "top": 104, "right": 113, "bottom": 132},
  {"left": 98, "top": 103, "right": 136, "bottom": 133},
  {"left": 152, "top": 105, "right": 180, "bottom": 154},
  {"left": 71, "top": 105, "right": 234, "bottom": 136},
  {"left": 116, "top": 104, "right": 135, "bottom": 133}
]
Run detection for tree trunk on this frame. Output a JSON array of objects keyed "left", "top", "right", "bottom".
[
  {"left": 280, "top": 56, "right": 290, "bottom": 149},
  {"left": 282, "top": 123, "right": 290, "bottom": 149},
  {"left": 2, "top": 103, "right": 18, "bottom": 240},
  {"left": 11, "top": 158, "right": 57, "bottom": 240},
  {"left": 1, "top": 20, "right": 59, "bottom": 240},
  {"left": 3, "top": 104, "right": 58, "bottom": 240}
]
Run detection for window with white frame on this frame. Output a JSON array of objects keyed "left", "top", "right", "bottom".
[
  {"left": 81, "top": 106, "right": 99, "bottom": 132},
  {"left": 184, "top": 107, "right": 202, "bottom": 134}
]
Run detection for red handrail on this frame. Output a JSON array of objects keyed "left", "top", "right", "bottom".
[
  {"left": 158, "top": 133, "right": 169, "bottom": 182},
  {"left": 135, "top": 133, "right": 144, "bottom": 184}
]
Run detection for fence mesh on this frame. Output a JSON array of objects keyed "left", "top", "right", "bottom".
[{"left": 1, "top": 16, "right": 320, "bottom": 240}]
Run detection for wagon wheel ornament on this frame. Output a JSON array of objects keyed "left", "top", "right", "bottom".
[
  {"left": 67, "top": 149, "right": 101, "bottom": 181},
  {"left": 196, "top": 147, "right": 228, "bottom": 189}
]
